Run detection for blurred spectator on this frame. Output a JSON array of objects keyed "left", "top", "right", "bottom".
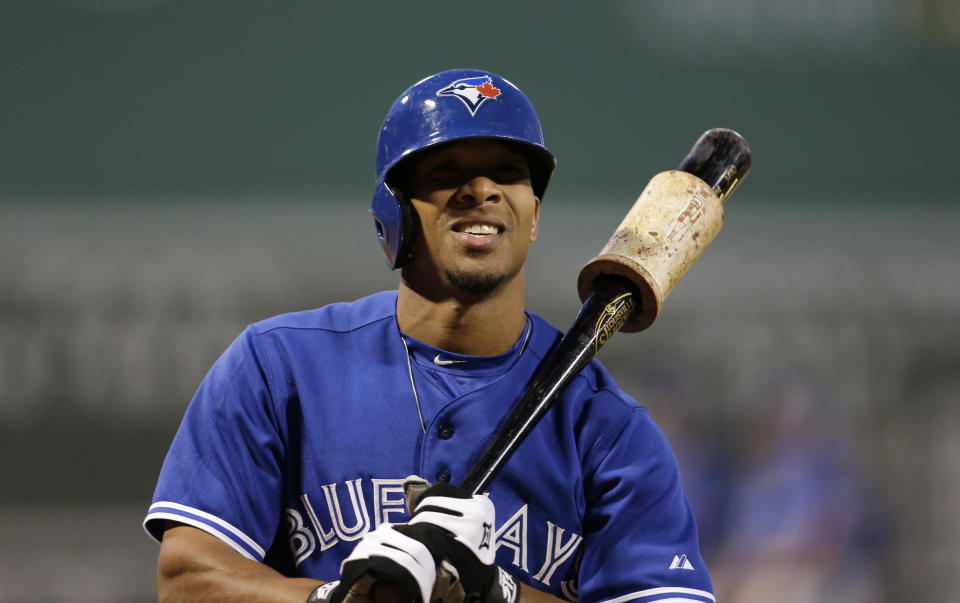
[{"left": 704, "top": 377, "right": 890, "bottom": 602}]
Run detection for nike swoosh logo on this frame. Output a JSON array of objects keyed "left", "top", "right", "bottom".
[{"left": 434, "top": 354, "right": 467, "bottom": 366}]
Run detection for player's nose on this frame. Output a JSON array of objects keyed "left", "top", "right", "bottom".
[{"left": 454, "top": 176, "right": 502, "bottom": 206}]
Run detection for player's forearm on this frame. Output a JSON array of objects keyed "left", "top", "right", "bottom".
[{"left": 158, "top": 522, "right": 321, "bottom": 602}]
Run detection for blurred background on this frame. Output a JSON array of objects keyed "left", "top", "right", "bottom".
[{"left": 1, "top": 0, "right": 958, "bottom": 600}]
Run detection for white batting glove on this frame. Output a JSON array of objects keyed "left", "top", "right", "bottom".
[
  {"left": 408, "top": 484, "right": 497, "bottom": 566},
  {"left": 306, "top": 523, "right": 436, "bottom": 603},
  {"left": 398, "top": 480, "right": 518, "bottom": 603}
]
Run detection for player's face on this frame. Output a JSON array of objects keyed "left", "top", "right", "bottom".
[{"left": 404, "top": 139, "right": 540, "bottom": 296}]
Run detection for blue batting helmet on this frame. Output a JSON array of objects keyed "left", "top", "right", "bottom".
[{"left": 370, "top": 69, "right": 557, "bottom": 269}]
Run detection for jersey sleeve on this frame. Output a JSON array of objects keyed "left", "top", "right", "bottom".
[
  {"left": 143, "top": 326, "right": 285, "bottom": 561},
  {"left": 577, "top": 404, "right": 714, "bottom": 603}
]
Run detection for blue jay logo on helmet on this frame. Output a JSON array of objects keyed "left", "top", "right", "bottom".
[{"left": 437, "top": 76, "right": 502, "bottom": 116}]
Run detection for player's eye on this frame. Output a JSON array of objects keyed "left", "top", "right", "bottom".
[
  {"left": 427, "top": 161, "right": 460, "bottom": 174},
  {"left": 495, "top": 162, "right": 530, "bottom": 181},
  {"left": 417, "top": 160, "right": 462, "bottom": 186}
]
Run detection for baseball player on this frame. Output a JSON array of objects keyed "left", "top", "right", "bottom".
[{"left": 144, "top": 69, "right": 714, "bottom": 603}]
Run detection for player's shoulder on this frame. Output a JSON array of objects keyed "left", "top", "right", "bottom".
[
  {"left": 249, "top": 290, "right": 398, "bottom": 336},
  {"left": 570, "top": 359, "right": 654, "bottom": 447},
  {"left": 526, "top": 311, "right": 644, "bottom": 413}
]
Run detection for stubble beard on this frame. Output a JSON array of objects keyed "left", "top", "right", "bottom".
[
  {"left": 442, "top": 245, "right": 527, "bottom": 297},
  {"left": 444, "top": 268, "right": 505, "bottom": 296},
  {"left": 442, "top": 242, "right": 525, "bottom": 296}
]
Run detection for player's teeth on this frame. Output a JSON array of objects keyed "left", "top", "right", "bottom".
[{"left": 463, "top": 224, "right": 498, "bottom": 235}]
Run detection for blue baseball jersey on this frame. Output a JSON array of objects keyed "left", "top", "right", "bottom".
[{"left": 144, "top": 290, "right": 713, "bottom": 603}]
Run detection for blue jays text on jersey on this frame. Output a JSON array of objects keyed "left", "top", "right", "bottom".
[{"left": 144, "top": 291, "right": 715, "bottom": 603}]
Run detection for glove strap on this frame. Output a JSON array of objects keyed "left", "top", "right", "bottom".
[
  {"left": 306, "top": 581, "right": 340, "bottom": 603},
  {"left": 488, "top": 567, "right": 519, "bottom": 603}
]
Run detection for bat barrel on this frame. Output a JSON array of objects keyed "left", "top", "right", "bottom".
[
  {"left": 677, "top": 128, "right": 752, "bottom": 202},
  {"left": 578, "top": 128, "right": 752, "bottom": 332}
]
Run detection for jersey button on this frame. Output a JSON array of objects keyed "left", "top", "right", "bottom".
[
  {"left": 438, "top": 423, "right": 455, "bottom": 439},
  {"left": 436, "top": 469, "right": 451, "bottom": 483}
]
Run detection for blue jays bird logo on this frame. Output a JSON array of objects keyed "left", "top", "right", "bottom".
[{"left": 437, "top": 76, "right": 502, "bottom": 116}]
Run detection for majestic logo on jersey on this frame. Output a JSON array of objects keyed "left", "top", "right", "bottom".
[
  {"left": 437, "top": 76, "right": 502, "bottom": 116},
  {"left": 669, "top": 554, "right": 695, "bottom": 570}
]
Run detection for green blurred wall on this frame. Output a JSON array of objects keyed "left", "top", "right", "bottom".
[{"left": 2, "top": 0, "right": 957, "bottom": 202}]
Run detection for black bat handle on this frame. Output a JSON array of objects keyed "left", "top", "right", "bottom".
[{"left": 460, "top": 276, "right": 637, "bottom": 494}]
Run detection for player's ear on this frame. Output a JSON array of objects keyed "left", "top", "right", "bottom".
[{"left": 529, "top": 196, "right": 541, "bottom": 243}]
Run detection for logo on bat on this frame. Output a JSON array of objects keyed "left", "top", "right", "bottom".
[
  {"left": 437, "top": 75, "right": 502, "bottom": 116},
  {"left": 594, "top": 293, "right": 636, "bottom": 353},
  {"left": 666, "top": 190, "right": 707, "bottom": 242}
]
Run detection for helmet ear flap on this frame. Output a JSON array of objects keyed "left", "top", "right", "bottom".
[
  {"left": 394, "top": 189, "right": 417, "bottom": 269},
  {"left": 370, "top": 181, "right": 418, "bottom": 270}
]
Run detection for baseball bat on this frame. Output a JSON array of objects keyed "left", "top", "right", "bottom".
[{"left": 460, "top": 128, "right": 751, "bottom": 495}]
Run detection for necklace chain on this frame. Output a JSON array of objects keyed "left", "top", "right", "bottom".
[
  {"left": 400, "top": 317, "right": 531, "bottom": 436},
  {"left": 400, "top": 335, "right": 427, "bottom": 434}
]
